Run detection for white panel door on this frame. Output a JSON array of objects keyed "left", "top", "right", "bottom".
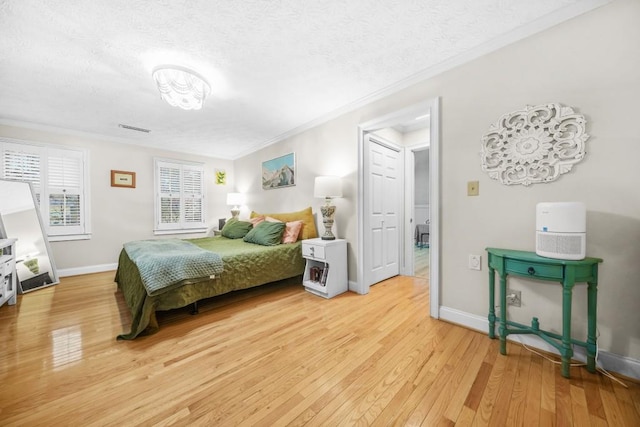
[{"left": 364, "top": 134, "right": 401, "bottom": 286}]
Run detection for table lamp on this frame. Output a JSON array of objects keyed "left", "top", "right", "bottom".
[
  {"left": 226, "top": 192, "right": 245, "bottom": 219},
  {"left": 314, "top": 176, "right": 342, "bottom": 240}
]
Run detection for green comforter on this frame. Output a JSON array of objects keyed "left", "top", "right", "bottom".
[{"left": 115, "top": 236, "right": 304, "bottom": 340}]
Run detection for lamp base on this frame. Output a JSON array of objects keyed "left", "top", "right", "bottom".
[
  {"left": 230, "top": 208, "right": 240, "bottom": 219},
  {"left": 320, "top": 204, "right": 336, "bottom": 240}
]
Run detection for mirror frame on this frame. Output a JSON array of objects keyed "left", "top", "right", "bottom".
[{"left": 0, "top": 178, "right": 59, "bottom": 292}]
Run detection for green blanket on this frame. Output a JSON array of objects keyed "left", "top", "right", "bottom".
[{"left": 123, "top": 239, "right": 224, "bottom": 296}]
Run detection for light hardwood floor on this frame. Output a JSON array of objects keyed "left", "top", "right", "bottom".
[
  {"left": 414, "top": 246, "right": 429, "bottom": 279},
  {"left": 1, "top": 272, "right": 638, "bottom": 426}
]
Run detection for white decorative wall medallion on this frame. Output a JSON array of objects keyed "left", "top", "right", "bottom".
[{"left": 481, "top": 103, "right": 589, "bottom": 186}]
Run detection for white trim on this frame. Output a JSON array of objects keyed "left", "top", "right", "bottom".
[
  {"left": 49, "top": 233, "right": 91, "bottom": 242},
  {"left": 57, "top": 263, "right": 118, "bottom": 277},
  {"left": 439, "top": 306, "right": 640, "bottom": 381},
  {"left": 429, "top": 98, "right": 440, "bottom": 319},
  {"left": 153, "top": 228, "right": 207, "bottom": 236}
]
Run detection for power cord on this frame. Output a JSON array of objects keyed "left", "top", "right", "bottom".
[{"left": 512, "top": 330, "right": 627, "bottom": 388}]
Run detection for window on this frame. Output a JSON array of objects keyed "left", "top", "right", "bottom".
[
  {"left": 0, "top": 138, "right": 90, "bottom": 241},
  {"left": 154, "top": 158, "right": 206, "bottom": 234}
]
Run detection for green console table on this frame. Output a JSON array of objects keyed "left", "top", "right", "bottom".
[{"left": 486, "top": 247, "right": 603, "bottom": 378}]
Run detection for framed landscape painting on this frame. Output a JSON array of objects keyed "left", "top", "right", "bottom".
[{"left": 262, "top": 152, "right": 295, "bottom": 190}]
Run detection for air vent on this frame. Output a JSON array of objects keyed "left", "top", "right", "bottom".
[{"left": 118, "top": 124, "right": 150, "bottom": 133}]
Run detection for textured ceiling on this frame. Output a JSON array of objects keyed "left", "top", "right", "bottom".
[{"left": 0, "top": 0, "right": 605, "bottom": 159}]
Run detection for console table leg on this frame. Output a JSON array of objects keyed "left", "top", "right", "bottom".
[
  {"left": 488, "top": 267, "right": 496, "bottom": 339},
  {"left": 561, "top": 275, "right": 575, "bottom": 378},
  {"left": 587, "top": 278, "right": 598, "bottom": 373},
  {"left": 499, "top": 273, "right": 507, "bottom": 355}
]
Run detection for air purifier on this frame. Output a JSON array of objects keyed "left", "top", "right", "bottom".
[{"left": 536, "top": 202, "right": 586, "bottom": 260}]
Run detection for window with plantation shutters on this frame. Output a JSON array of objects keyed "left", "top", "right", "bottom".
[
  {"left": 0, "top": 139, "right": 90, "bottom": 241},
  {"left": 154, "top": 159, "right": 206, "bottom": 234},
  {"left": 47, "top": 149, "right": 84, "bottom": 235}
]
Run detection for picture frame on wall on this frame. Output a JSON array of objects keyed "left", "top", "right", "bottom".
[
  {"left": 262, "top": 152, "right": 295, "bottom": 190},
  {"left": 111, "top": 170, "right": 136, "bottom": 188}
]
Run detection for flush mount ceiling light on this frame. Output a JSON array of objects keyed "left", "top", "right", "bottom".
[{"left": 152, "top": 66, "right": 211, "bottom": 110}]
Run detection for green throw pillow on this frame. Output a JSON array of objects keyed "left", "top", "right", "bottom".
[
  {"left": 221, "top": 218, "right": 253, "bottom": 239},
  {"left": 243, "top": 221, "right": 286, "bottom": 246}
]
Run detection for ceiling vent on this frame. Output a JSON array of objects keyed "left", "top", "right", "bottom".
[{"left": 118, "top": 124, "right": 150, "bottom": 133}]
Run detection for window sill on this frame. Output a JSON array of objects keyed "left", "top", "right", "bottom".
[
  {"left": 153, "top": 228, "right": 208, "bottom": 236},
  {"left": 49, "top": 234, "right": 92, "bottom": 242}
]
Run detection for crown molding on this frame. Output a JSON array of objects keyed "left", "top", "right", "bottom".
[{"left": 231, "top": 0, "right": 612, "bottom": 160}]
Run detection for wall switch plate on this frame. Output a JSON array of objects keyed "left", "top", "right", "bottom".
[
  {"left": 469, "top": 254, "right": 481, "bottom": 270},
  {"left": 467, "top": 181, "right": 479, "bottom": 196}
]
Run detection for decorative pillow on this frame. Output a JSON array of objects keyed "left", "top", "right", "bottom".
[
  {"left": 221, "top": 218, "right": 253, "bottom": 239},
  {"left": 250, "top": 206, "right": 318, "bottom": 240},
  {"left": 282, "top": 220, "right": 303, "bottom": 244},
  {"left": 243, "top": 221, "right": 286, "bottom": 246},
  {"left": 249, "top": 216, "right": 265, "bottom": 226}
]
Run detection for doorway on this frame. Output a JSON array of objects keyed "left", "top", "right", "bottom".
[{"left": 357, "top": 97, "right": 440, "bottom": 318}]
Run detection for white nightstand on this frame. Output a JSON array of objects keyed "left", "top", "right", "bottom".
[
  {"left": 0, "top": 238, "right": 18, "bottom": 308},
  {"left": 302, "top": 238, "right": 347, "bottom": 298}
]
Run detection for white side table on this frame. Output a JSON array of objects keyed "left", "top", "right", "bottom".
[
  {"left": 0, "top": 238, "right": 18, "bottom": 307},
  {"left": 302, "top": 238, "right": 347, "bottom": 298}
]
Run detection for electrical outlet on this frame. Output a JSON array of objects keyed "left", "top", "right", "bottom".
[
  {"left": 507, "top": 290, "right": 521, "bottom": 307},
  {"left": 468, "top": 254, "right": 481, "bottom": 270}
]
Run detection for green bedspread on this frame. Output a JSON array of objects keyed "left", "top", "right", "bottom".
[{"left": 115, "top": 236, "right": 304, "bottom": 340}]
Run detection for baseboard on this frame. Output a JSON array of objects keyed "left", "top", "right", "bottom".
[
  {"left": 439, "top": 306, "right": 640, "bottom": 381},
  {"left": 57, "top": 263, "right": 118, "bottom": 278},
  {"left": 348, "top": 280, "right": 364, "bottom": 294}
]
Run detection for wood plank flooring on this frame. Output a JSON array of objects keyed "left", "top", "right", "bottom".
[
  {"left": 414, "top": 246, "right": 429, "bottom": 279},
  {"left": 0, "top": 272, "right": 638, "bottom": 426}
]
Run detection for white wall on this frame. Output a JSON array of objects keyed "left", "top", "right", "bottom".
[
  {"left": 235, "top": 0, "right": 640, "bottom": 363},
  {"left": 0, "top": 125, "right": 235, "bottom": 272}
]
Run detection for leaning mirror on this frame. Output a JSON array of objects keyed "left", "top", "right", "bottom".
[{"left": 0, "top": 179, "right": 59, "bottom": 292}]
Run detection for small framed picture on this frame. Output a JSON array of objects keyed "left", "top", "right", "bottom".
[
  {"left": 111, "top": 170, "right": 136, "bottom": 188},
  {"left": 215, "top": 169, "right": 226, "bottom": 185}
]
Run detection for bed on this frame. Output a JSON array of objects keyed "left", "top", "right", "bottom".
[{"left": 115, "top": 207, "right": 316, "bottom": 340}]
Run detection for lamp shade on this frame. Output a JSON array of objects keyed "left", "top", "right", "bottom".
[
  {"left": 314, "top": 176, "right": 342, "bottom": 198},
  {"left": 226, "top": 192, "right": 245, "bottom": 206}
]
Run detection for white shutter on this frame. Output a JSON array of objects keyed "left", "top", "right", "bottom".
[
  {"left": 0, "top": 139, "right": 89, "bottom": 240},
  {"left": 2, "top": 143, "right": 42, "bottom": 203},
  {"left": 158, "top": 164, "right": 181, "bottom": 225},
  {"left": 47, "top": 149, "right": 84, "bottom": 235},
  {"left": 182, "top": 166, "right": 204, "bottom": 224},
  {"left": 155, "top": 159, "right": 206, "bottom": 233}
]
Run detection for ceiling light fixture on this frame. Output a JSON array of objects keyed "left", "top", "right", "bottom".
[{"left": 152, "top": 66, "right": 211, "bottom": 111}]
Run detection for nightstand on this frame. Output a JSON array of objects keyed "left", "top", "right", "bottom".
[
  {"left": 302, "top": 238, "right": 347, "bottom": 298},
  {"left": 0, "top": 239, "right": 18, "bottom": 308}
]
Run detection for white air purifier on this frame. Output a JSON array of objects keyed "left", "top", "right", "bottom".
[{"left": 536, "top": 202, "right": 586, "bottom": 260}]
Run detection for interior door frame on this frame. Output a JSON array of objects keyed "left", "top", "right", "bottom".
[
  {"left": 403, "top": 143, "right": 430, "bottom": 276},
  {"left": 357, "top": 97, "right": 441, "bottom": 319}
]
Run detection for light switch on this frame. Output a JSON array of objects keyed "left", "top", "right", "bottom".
[{"left": 467, "top": 181, "right": 479, "bottom": 196}]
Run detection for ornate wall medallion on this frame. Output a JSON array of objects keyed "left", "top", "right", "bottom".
[{"left": 481, "top": 103, "right": 589, "bottom": 186}]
